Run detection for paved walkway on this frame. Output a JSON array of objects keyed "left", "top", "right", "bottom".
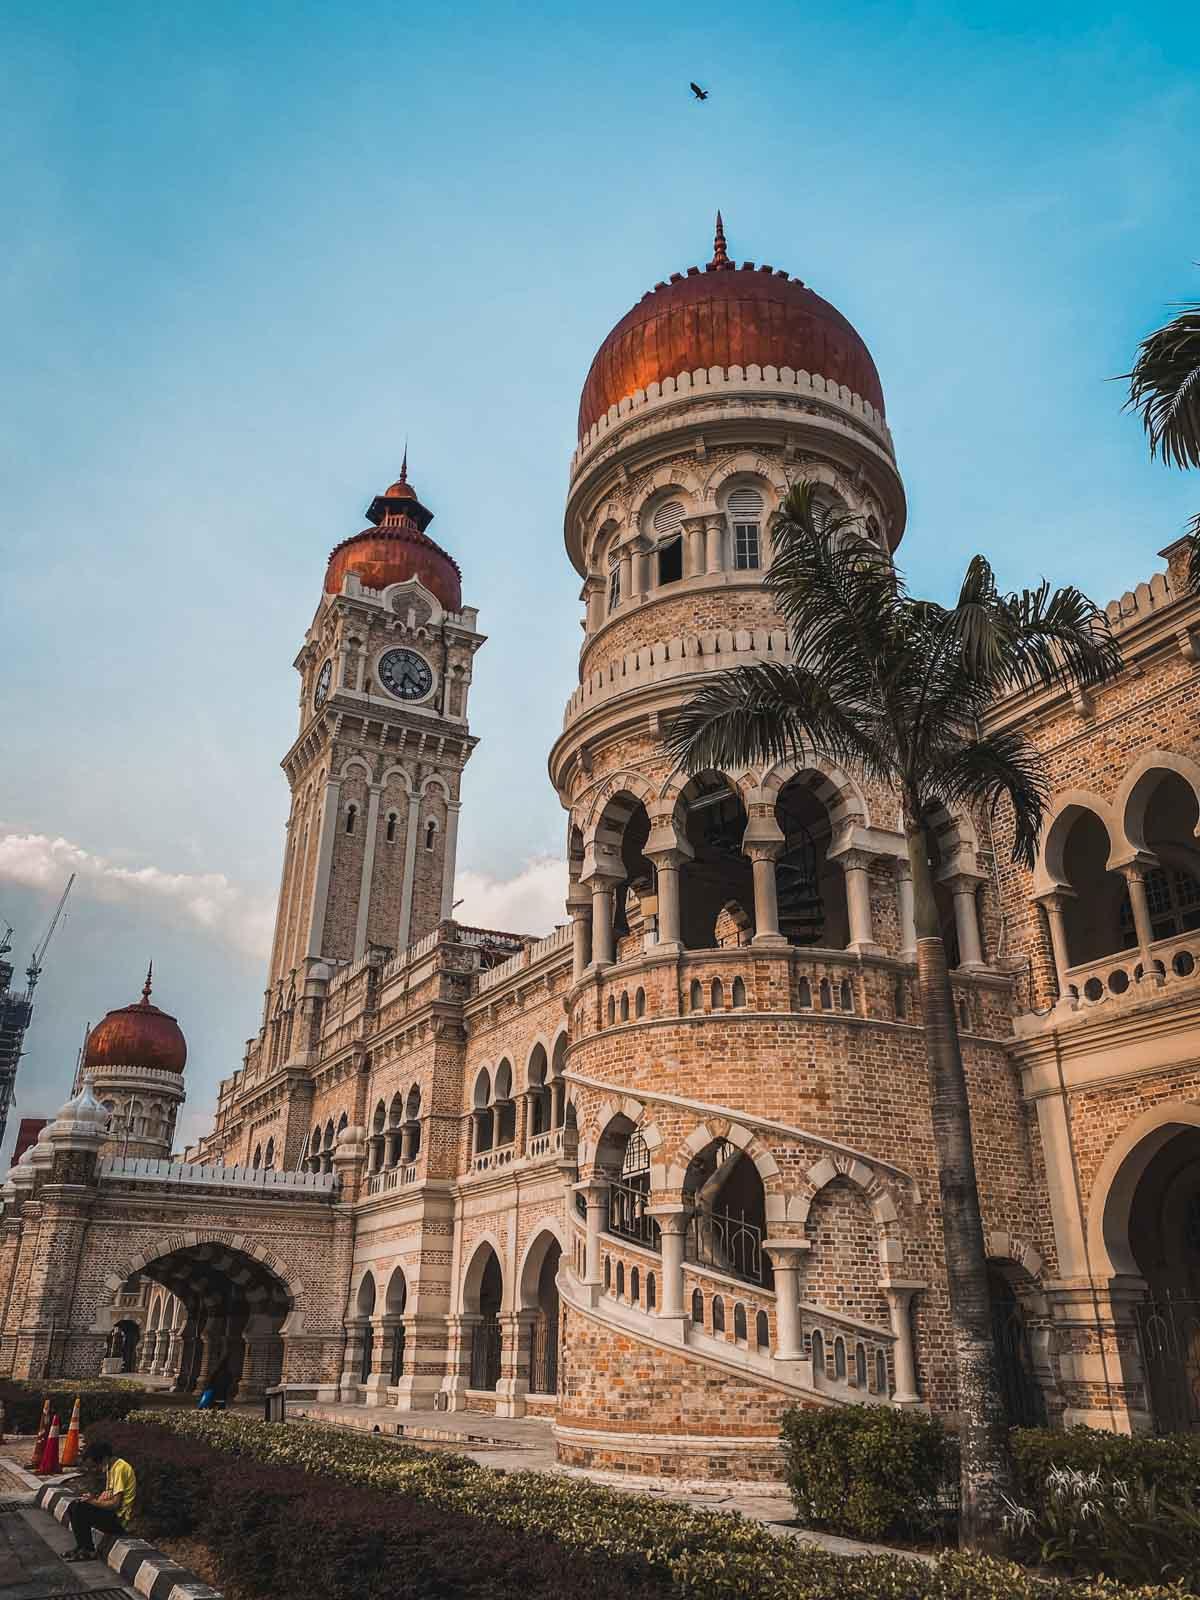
[
  {"left": 0, "top": 1496, "right": 137, "bottom": 1600},
  {"left": 293, "top": 1402, "right": 930, "bottom": 1562}
]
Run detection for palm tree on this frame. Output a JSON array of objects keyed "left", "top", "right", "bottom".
[
  {"left": 1125, "top": 298, "right": 1200, "bottom": 588},
  {"left": 664, "top": 483, "right": 1122, "bottom": 1544}
]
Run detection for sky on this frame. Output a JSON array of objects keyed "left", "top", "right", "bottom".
[{"left": 2, "top": 0, "right": 1198, "bottom": 1159}]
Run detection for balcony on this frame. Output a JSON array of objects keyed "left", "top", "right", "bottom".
[
  {"left": 1014, "top": 927, "right": 1200, "bottom": 1038},
  {"left": 365, "top": 1163, "right": 420, "bottom": 1196}
]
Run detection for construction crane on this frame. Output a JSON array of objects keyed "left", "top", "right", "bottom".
[{"left": 0, "top": 875, "right": 75, "bottom": 1152}]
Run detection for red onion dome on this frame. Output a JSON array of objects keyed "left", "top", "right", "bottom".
[
  {"left": 84, "top": 966, "right": 187, "bottom": 1074},
  {"left": 578, "top": 213, "right": 885, "bottom": 441},
  {"left": 324, "top": 458, "right": 462, "bottom": 613}
]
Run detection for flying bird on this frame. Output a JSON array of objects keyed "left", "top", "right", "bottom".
[{"left": 690, "top": 82, "right": 709, "bottom": 100}]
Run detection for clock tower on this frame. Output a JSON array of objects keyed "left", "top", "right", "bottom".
[{"left": 262, "top": 460, "right": 484, "bottom": 1026}]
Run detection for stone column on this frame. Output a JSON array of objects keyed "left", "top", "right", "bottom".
[
  {"left": 833, "top": 848, "right": 880, "bottom": 954},
  {"left": 765, "top": 1241, "right": 811, "bottom": 1361},
  {"left": 749, "top": 844, "right": 786, "bottom": 947},
  {"left": 946, "top": 874, "right": 986, "bottom": 969},
  {"left": 577, "top": 1181, "right": 609, "bottom": 1285},
  {"left": 304, "top": 774, "right": 343, "bottom": 960},
  {"left": 1037, "top": 890, "right": 1075, "bottom": 996},
  {"left": 587, "top": 876, "right": 618, "bottom": 968},
  {"left": 882, "top": 1282, "right": 923, "bottom": 1404},
  {"left": 682, "top": 515, "right": 707, "bottom": 579},
  {"left": 364, "top": 1314, "right": 391, "bottom": 1406},
  {"left": 353, "top": 781, "right": 384, "bottom": 961},
  {"left": 895, "top": 860, "right": 918, "bottom": 960},
  {"left": 1120, "top": 863, "right": 1155, "bottom": 960},
  {"left": 647, "top": 1206, "right": 689, "bottom": 1319},
  {"left": 704, "top": 514, "right": 725, "bottom": 575},
  {"left": 496, "top": 1310, "right": 534, "bottom": 1418},
  {"left": 618, "top": 549, "right": 632, "bottom": 606},
  {"left": 339, "top": 1317, "right": 370, "bottom": 1397},
  {"left": 645, "top": 851, "right": 685, "bottom": 952},
  {"left": 567, "top": 879, "right": 592, "bottom": 980},
  {"left": 441, "top": 1313, "right": 479, "bottom": 1410}
]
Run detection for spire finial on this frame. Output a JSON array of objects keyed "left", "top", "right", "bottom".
[
  {"left": 400, "top": 440, "right": 408, "bottom": 485},
  {"left": 711, "top": 210, "right": 730, "bottom": 269},
  {"left": 141, "top": 962, "right": 153, "bottom": 1005}
]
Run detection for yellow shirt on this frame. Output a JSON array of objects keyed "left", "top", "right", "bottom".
[{"left": 105, "top": 1458, "right": 136, "bottom": 1521}]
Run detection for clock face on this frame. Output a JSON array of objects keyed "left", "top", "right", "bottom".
[
  {"left": 378, "top": 647, "right": 433, "bottom": 702},
  {"left": 313, "top": 658, "right": 332, "bottom": 709}
]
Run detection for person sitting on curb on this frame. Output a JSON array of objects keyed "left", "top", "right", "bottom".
[{"left": 61, "top": 1440, "right": 136, "bottom": 1563}]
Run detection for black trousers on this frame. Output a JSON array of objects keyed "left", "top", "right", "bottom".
[{"left": 67, "top": 1500, "right": 125, "bottom": 1554}]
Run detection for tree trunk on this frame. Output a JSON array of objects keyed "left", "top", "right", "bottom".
[{"left": 905, "top": 817, "right": 1012, "bottom": 1547}]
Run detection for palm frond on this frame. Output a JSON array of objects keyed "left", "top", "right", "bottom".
[
  {"left": 1125, "top": 303, "right": 1200, "bottom": 469},
  {"left": 922, "top": 730, "right": 1050, "bottom": 869},
  {"left": 663, "top": 659, "right": 894, "bottom": 783},
  {"left": 992, "top": 580, "right": 1123, "bottom": 696}
]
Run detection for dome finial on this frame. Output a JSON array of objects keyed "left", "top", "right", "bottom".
[
  {"left": 399, "top": 440, "right": 409, "bottom": 489},
  {"left": 141, "top": 962, "right": 153, "bottom": 1006},
  {"left": 710, "top": 210, "right": 731, "bottom": 270}
]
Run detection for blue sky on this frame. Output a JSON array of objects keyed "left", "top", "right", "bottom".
[{"left": 2, "top": 0, "right": 1197, "bottom": 1157}]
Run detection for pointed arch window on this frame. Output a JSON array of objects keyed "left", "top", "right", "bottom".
[
  {"left": 345, "top": 804, "right": 358, "bottom": 835},
  {"left": 425, "top": 819, "right": 437, "bottom": 850},
  {"left": 386, "top": 812, "right": 398, "bottom": 843}
]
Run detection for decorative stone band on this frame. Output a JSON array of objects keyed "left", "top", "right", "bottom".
[
  {"left": 570, "top": 363, "right": 894, "bottom": 473},
  {"left": 36, "top": 1482, "right": 221, "bottom": 1600},
  {"left": 98, "top": 1155, "right": 338, "bottom": 1193},
  {"left": 565, "top": 625, "right": 790, "bottom": 728}
]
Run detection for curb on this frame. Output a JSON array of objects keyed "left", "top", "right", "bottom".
[{"left": 34, "top": 1482, "right": 221, "bottom": 1600}]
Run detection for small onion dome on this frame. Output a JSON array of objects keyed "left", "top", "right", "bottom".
[
  {"left": 84, "top": 965, "right": 187, "bottom": 1075},
  {"left": 577, "top": 212, "right": 885, "bottom": 441},
  {"left": 51, "top": 1075, "right": 109, "bottom": 1134},
  {"left": 324, "top": 457, "right": 463, "bottom": 613}
]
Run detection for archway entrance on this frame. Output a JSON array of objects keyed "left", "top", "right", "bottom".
[
  {"left": 109, "top": 1319, "right": 140, "bottom": 1373},
  {"left": 1127, "top": 1127, "right": 1200, "bottom": 1432},
  {"left": 683, "top": 1139, "right": 772, "bottom": 1289},
  {"left": 522, "top": 1235, "right": 561, "bottom": 1396},
  {"left": 466, "top": 1246, "right": 503, "bottom": 1392},
  {"left": 987, "top": 1268, "right": 1047, "bottom": 1428},
  {"left": 130, "top": 1241, "right": 293, "bottom": 1402}
]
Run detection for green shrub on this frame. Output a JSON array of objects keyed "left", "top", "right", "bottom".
[
  {"left": 0, "top": 1380, "right": 144, "bottom": 1434},
  {"left": 779, "top": 1403, "right": 955, "bottom": 1542},
  {"left": 114, "top": 1410, "right": 1188, "bottom": 1600},
  {"left": 1012, "top": 1426, "right": 1200, "bottom": 1505}
]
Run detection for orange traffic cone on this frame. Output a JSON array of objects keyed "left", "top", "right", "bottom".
[
  {"left": 27, "top": 1400, "right": 49, "bottom": 1470},
  {"left": 37, "top": 1414, "right": 60, "bottom": 1475},
  {"left": 59, "top": 1399, "right": 80, "bottom": 1469}
]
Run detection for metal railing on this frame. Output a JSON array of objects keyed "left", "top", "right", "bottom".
[
  {"left": 686, "top": 1207, "right": 766, "bottom": 1287},
  {"left": 469, "top": 1316, "right": 502, "bottom": 1391},
  {"left": 607, "top": 1181, "right": 661, "bottom": 1251}
]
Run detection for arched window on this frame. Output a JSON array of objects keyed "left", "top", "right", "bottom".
[
  {"left": 604, "top": 1257, "right": 612, "bottom": 1290},
  {"left": 958, "top": 998, "right": 970, "bottom": 1029},
  {"left": 425, "top": 819, "right": 437, "bottom": 850},
  {"left": 619, "top": 992, "right": 629, "bottom": 1022},
  {"left": 345, "top": 803, "right": 358, "bottom": 835},
  {"left": 756, "top": 1309, "right": 770, "bottom": 1349},
  {"left": 690, "top": 980, "right": 703, "bottom": 1011},
  {"left": 386, "top": 812, "right": 398, "bottom": 843},
  {"left": 894, "top": 980, "right": 906, "bottom": 1020},
  {"left": 252, "top": 1143, "right": 262, "bottom": 1169},
  {"left": 834, "top": 1336, "right": 847, "bottom": 1379},
  {"left": 651, "top": 500, "right": 685, "bottom": 587},
  {"left": 855, "top": 1342, "right": 867, "bottom": 1387},
  {"left": 631, "top": 1266, "right": 640, "bottom": 1304},
  {"left": 734, "top": 1302, "right": 748, "bottom": 1341},
  {"left": 728, "top": 487, "right": 763, "bottom": 571},
  {"left": 711, "top": 977, "right": 724, "bottom": 1010},
  {"left": 819, "top": 977, "right": 832, "bottom": 1010},
  {"left": 732, "top": 976, "right": 746, "bottom": 1008},
  {"left": 606, "top": 996, "right": 616, "bottom": 1025},
  {"left": 839, "top": 979, "right": 853, "bottom": 1011},
  {"left": 876, "top": 1350, "right": 888, "bottom": 1394},
  {"left": 264, "top": 1137, "right": 275, "bottom": 1170},
  {"left": 616, "top": 1262, "right": 625, "bottom": 1297},
  {"left": 635, "top": 987, "right": 646, "bottom": 1018},
  {"left": 811, "top": 1329, "right": 825, "bottom": 1375},
  {"left": 797, "top": 976, "right": 812, "bottom": 1007},
  {"left": 712, "top": 1295, "right": 725, "bottom": 1334},
  {"left": 647, "top": 1272, "right": 656, "bottom": 1310},
  {"left": 691, "top": 1288, "right": 704, "bottom": 1324}
]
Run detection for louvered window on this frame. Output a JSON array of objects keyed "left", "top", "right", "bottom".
[
  {"left": 729, "top": 488, "right": 763, "bottom": 572},
  {"left": 652, "top": 500, "right": 685, "bottom": 587},
  {"left": 652, "top": 500, "right": 685, "bottom": 536}
]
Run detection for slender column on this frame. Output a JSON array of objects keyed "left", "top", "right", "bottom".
[
  {"left": 440, "top": 801, "right": 462, "bottom": 922},
  {"left": 882, "top": 1282, "right": 923, "bottom": 1403},
  {"left": 397, "top": 793, "right": 421, "bottom": 951},
  {"left": 748, "top": 845, "right": 786, "bottom": 946},
  {"left": 304, "top": 775, "right": 343, "bottom": 959},
  {"left": 353, "top": 782, "right": 384, "bottom": 961},
  {"left": 764, "top": 1241, "right": 810, "bottom": 1361},
  {"left": 682, "top": 516, "right": 707, "bottom": 578},
  {"left": 628, "top": 541, "right": 646, "bottom": 600},
  {"left": 895, "top": 860, "right": 917, "bottom": 960},
  {"left": 1038, "top": 890, "right": 1074, "bottom": 996},
  {"left": 619, "top": 550, "right": 632, "bottom": 605},
  {"left": 940, "top": 872, "right": 985, "bottom": 969},
  {"left": 644, "top": 849, "right": 685, "bottom": 951},
  {"left": 704, "top": 514, "right": 724, "bottom": 575},
  {"left": 588, "top": 877, "right": 618, "bottom": 967},
  {"left": 647, "top": 1207, "right": 689, "bottom": 1318},
  {"left": 1120, "top": 863, "right": 1155, "bottom": 959},
  {"left": 583, "top": 577, "right": 605, "bottom": 633},
  {"left": 567, "top": 880, "right": 592, "bottom": 980},
  {"left": 837, "top": 848, "right": 879, "bottom": 953},
  {"left": 578, "top": 1181, "right": 609, "bottom": 1284}
]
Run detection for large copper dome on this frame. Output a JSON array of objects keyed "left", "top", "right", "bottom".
[
  {"left": 84, "top": 968, "right": 187, "bottom": 1074},
  {"left": 578, "top": 216, "right": 885, "bottom": 440},
  {"left": 324, "top": 462, "right": 462, "bottom": 613}
]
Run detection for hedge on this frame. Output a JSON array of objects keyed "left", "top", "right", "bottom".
[
  {"left": 0, "top": 1380, "right": 145, "bottom": 1434},
  {"left": 103, "top": 1411, "right": 1192, "bottom": 1600},
  {"left": 780, "top": 1404, "right": 955, "bottom": 1542},
  {"left": 1012, "top": 1426, "right": 1200, "bottom": 1504}
]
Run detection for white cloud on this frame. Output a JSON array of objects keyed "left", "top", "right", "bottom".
[
  {"left": 453, "top": 856, "right": 567, "bottom": 939},
  {"left": 0, "top": 827, "right": 275, "bottom": 959}
]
